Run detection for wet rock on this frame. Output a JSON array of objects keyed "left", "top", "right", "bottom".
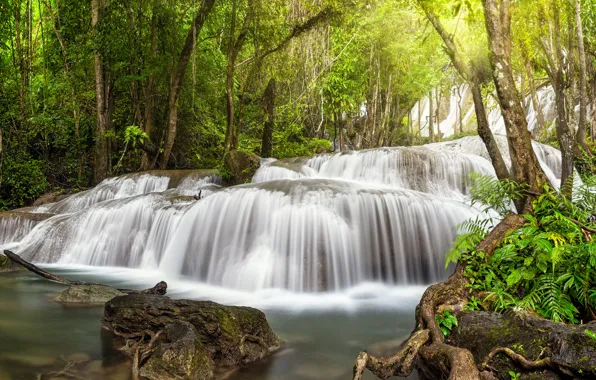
[
  {"left": 140, "top": 321, "right": 213, "bottom": 380},
  {"left": 223, "top": 150, "right": 261, "bottom": 185},
  {"left": 0, "top": 254, "right": 22, "bottom": 273},
  {"left": 450, "top": 309, "right": 596, "bottom": 379},
  {"left": 32, "top": 191, "right": 74, "bottom": 207},
  {"left": 54, "top": 285, "right": 125, "bottom": 305},
  {"left": 102, "top": 294, "right": 282, "bottom": 379}
]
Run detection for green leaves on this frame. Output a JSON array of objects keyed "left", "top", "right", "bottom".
[
  {"left": 453, "top": 174, "right": 596, "bottom": 324},
  {"left": 435, "top": 310, "right": 458, "bottom": 338}
]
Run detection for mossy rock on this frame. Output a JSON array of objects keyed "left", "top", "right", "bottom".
[
  {"left": 54, "top": 285, "right": 126, "bottom": 305},
  {"left": 0, "top": 254, "right": 23, "bottom": 273},
  {"left": 450, "top": 310, "right": 596, "bottom": 379},
  {"left": 102, "top": 295, "right": 282, "bottom": 378},
  {"left": 223, "top": 150, "right": 261, "bottom": 186},
  {"left": 140, "top": 321, "right": 213, "bottom": 380}
]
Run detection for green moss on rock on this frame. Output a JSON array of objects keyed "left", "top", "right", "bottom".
[{"left": 102, "top": 294, "right": 282, "bottom": 378}]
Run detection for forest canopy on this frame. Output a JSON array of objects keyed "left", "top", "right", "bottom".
[{"left": 0, "top": 0, "right": 595, "bottom": 209}]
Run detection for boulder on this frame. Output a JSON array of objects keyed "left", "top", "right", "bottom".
[
  {"left": 54, "top": 285, "right": 126, "bottom": 305},
  {"left": 102, "top": 294, "right": 282, "bottom": 379},
  {"left": 223, "top": 150, "right": 261, "bottom": 185},
  {"left": 449, "top": 309, "right": 596, "bottom": 379},
  {"left": 140, "top": 321, "right": 213, "bottom": 380}
]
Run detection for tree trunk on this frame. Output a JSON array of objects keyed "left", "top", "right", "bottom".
[
  {"left": 418, "top": 0, "right": 509, "bottom": 180},
  {"left": 162, "top": 0, "right": 216, "bottom": 168},
  {"left": 471, "top": 83, "right": 510, "bottom": 181},
  {"left": 482, "top": 0, "right": 548, "bottom": 196},
  {"left": 92, "top": 0, "right": 109, "bottom": 184},
  {"left": 428, "top": 91, "right": 434, "bottom": 142},
  {"left": 15, "top": 1, "right": 27, "bottom": 139},
  {"left": 589, "top": 64, "right": 596, "bottom": 138},
  {"left": 141, "top": 10, "right": 158, "bottom": 171},
  {"left": 575, "top": 0, "right": 590, "bottom": 153},
  {"left": 260, "top": 78, "right": 276, "bottom": 158},
  {"left": 525, "top": 59, "right": 546, "bottom": 137},
  {"left": 224, "top": 0, "right": 253, "bottom": 153},
  {"left": 544, "top": 0, "right": 575, "bottom": 194}
]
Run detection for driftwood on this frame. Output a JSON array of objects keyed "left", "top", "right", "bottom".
[{"left": 2, "top": 250, "right": 167, "bottom": 295}]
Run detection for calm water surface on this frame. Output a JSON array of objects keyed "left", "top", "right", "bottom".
[{"left": 0, "top": 267, "right": 421, "bottom": 380}]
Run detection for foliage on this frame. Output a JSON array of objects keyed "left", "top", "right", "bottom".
[
  {"left": 451, "top": 175, "right": 596, "bottom": 324},
  {"left": 0, "top": 156, "right": 48, "bottom": 209},
  {"left": 123, "top": 126, "right": 148, "bottom": 149},
  {"left": 435, "top": 310, "right": 458, "bottom": 338}
]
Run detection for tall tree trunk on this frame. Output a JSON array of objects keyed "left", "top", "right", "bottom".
[
  {"left": 541, "top": 0, "right": 575, "bottom": 194},
  {"left": 471, "top": 83, "right": 511, "bottom": 180},
  {"left": 44, "top": 0, "right": 83, "bottom": 181},
  {"left": 482, "top": 0, "right": 548, "bottom": 198},
  {"left": 15, "top": 1, "right": 27, "bottom": 138},
  {"left": 224, "top": 0, "right": 253, "bottom": 153},
  {"left": 141, "top": 10, "right": 158, "bottom": 171},
  {"left": 260, "top": 78, "right": 275, "bottom": 158},
  {"left": 162, "top": 0, "right": 216, "bottom": 168},
  {"left": 589, "top": 64, "right": 596, "bottom": 138},
  {"left": 524, "top": 59, "right": 546, "bottom": 137},
  {"left": 428, "top": 91, "right": 434, "bottom": 142},
  {"left": 418, "top": 0, "right": 510, "bottom": 180},
  {"left": 92, "top": 0, "right": 109, "bottom": 184},
  {"left": 575, "top": 0, "right": 590, "bottom": 153}
]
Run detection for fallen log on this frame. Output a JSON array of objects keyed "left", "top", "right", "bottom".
[{"left": 2, "top": 250, "right": 167, "bottom": 295}]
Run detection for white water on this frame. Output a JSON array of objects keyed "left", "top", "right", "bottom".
[
  {"left": 1, "top": 137, "right": 568, "bottom": 296},
  {"left": 411, "top": 85, "right": 560, "bottom": 138}
]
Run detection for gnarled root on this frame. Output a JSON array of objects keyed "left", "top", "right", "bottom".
[
  {"left": 352, "top": 329, "right": 430, "bottom": 380},
  {"left": 418, "top": 343, "right": 480, "bottom": 380},
  {"left": 480, "top": 347, "right": 551, "bottom": 371}
]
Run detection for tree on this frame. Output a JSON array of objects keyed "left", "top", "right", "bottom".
[
  {"left": 575, "top": 0, "right": 590, "bottom": 154},
  {"left": 161, "top": 0, "right": 216, "bottom": 168},
  {"left": 417, "top": 0, "right": 510, "bottom": 181},
  {"left": 482, "top": 0, "right": 548, "bottom": 198},
  {"left": 91, "top": 0, "right": 110, "bottom": 184}
]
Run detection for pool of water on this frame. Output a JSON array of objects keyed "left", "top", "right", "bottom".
[{"left": 0, "top": 267, "right": 423, "bottom": 380}]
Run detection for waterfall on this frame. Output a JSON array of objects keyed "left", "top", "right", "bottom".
[
  {"left": 410, "top": 85, "right": 559, "bottom": 138},
  {"left": 0, "top": 214, "right": 42, "bottom": 245},
  {"left": 1, "top": 137, "right": 569, "bottom": 293}
]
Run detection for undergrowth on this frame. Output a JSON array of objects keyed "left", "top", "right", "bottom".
[{"left": 447, "top": 174, "right": 596, "bottom": 323}]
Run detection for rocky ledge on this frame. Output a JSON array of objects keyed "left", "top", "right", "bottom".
[
  {"left": 102, "top": 294, "right": 282, "bottom": 380},
  {"left": 446, "top": 309, "right": 596, "bottom": 379}
]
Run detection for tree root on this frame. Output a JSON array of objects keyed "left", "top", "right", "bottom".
[
  {"left": 352, "top": 214, "right": 527, "bottom": 380},
  {"left": 3, "top": 250, "right": 167, "bottom": 295},
  {"left": 352, "top": 329, "right": 430, "bottom": 380},
  {"left": 480, "top": 347, "right": 551, "bottom": 371}
]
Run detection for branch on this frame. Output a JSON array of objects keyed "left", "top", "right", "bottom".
[
  {"left": 480, "top": 347, "right": 552, "bottom": 370},
  {"left": 3, "top": 250, "right": 167, "bottom": 295},
  {"left": 352, "top": 329, "right": 430, "bottom": 380}
]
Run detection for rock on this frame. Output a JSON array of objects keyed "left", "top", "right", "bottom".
[
  {"left": 0, "top": 254, "right": 22, "bottom": 273},
  {"left": 54, "top": 285, "right": 126, "bottom": 305},
  {"left": 140, "top": 321, "right": 213, "bottom": 380},
  {"left": 223, "top": 150, "right": 261, "bottom": 185},
  {"left": 32, "top": 191, "right": 73, "bottom": 207},
  {"left": 102, "top": 294, "right": 282, "bottom": 379},
  {"left": 450, "top": 309, "right": 596, "bottom": 379}
]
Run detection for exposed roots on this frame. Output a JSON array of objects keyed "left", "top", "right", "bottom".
[
  {"left": 352, "top": 214, "right": 528, "bottom": 380},
  {"left": 480, "top": 347, "right": 552, "bottom": 371},
  {"left": 352, "top": 329, "right": 430, "bottom": 380}
]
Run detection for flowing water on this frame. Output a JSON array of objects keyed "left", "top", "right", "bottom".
[{"left": 0, "top": 136, "right": 568, "bottom": 379}]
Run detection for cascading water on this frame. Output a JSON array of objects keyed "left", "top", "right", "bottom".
[{"left": 1, "top": 137, "right": 567, "bottom": 295}]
